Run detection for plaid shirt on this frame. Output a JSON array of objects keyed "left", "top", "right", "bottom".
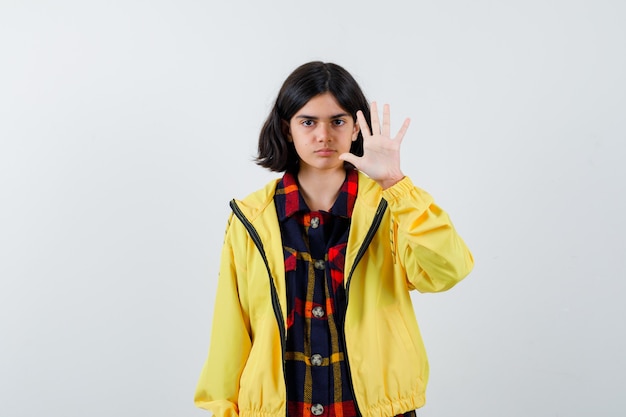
[{"left": 274, "top": 170, "right": 415, "bottom": 417}]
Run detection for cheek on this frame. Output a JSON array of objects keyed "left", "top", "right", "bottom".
[
  {"left": 291, "top": 137, "right": 308, "bottom": 155},
  {"left": 292, "top": 130, "right": 313, "bottom": 146}
]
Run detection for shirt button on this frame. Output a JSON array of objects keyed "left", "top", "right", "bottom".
[
  {"left": 311, "top": 306, "right": 325, "bottom": 318},
  {"left": 314, "top": 259, "right": 325, "bottom": 270},
  {"left": 311, "top": 404, "right": 324, "bottom": 416},
  {"left": 311, "top": 354, "right": 323, "bottom": 366},
  {"left": 310, "top": 216, "right": 320, "bottom": 229}
]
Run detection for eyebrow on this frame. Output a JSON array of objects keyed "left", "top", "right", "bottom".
[{"left": 294, "top": 113, "right": 351, "bottom": 120}]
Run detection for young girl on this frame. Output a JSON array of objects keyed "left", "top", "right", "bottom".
[{"left": 195, "top": 61, "right": 474, "bottom": 417}]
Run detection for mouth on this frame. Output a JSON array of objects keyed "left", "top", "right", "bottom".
[{"left": 315, "top": 148, "right": 335, "bottom": 155}]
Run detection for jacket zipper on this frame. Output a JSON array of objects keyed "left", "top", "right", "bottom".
[
  {"left": 342, "top": 198, "right": 388, "bottom": 417},
  {"left": 229, "top": 200, "right": 288, "bottom": 399},
  {"left": 231, "top": 197, "right": 387, "bottom": 417}
]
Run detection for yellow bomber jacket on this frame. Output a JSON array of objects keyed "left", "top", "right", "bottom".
[{"left": 195, "top": 173, "right": 474, "bottom": 417}]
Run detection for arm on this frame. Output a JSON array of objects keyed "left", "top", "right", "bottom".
[
  {"left": 195, "top": 215, "right": 251, "bottom": 416},
  {"left": 383, "top": 176, "right": 474, "bottom": 292},
  {"left": 341, "top": 101, "right": 473, "bottom": 291}
]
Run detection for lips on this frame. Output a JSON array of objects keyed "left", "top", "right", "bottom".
[{"left": 315, "top": 148, "right": 335, "bottom": 155}]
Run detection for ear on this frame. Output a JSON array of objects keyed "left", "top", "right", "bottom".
[
  {"left": 282, "top": 120, "right": 292, "bottom": 142},
  {"left": 352, "top": 122, "right": 360, "bottom": 141}
]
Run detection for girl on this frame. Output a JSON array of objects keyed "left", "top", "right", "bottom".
[{"left": 195, "top": 61, "right": 473, "bottom": 417}]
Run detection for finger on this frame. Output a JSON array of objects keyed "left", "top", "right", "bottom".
[
  {"left": 382, "top": 104, "right": 391, "bottom": 138},
  {"left": 356, "top": 110, "right": 371, "bottom": 137},
  {"left": 338, "top": 152, "right": 361, "bottom": 169},
  {"left": 370, "top": 101, "right": 380, "bottom": 135},
  {"left": 394, "top": 117, "right": 411, "bottom": 145}
]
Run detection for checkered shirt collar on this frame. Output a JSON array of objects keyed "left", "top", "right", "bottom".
[{"left": 275, "top": 169, "right": 358, "bottom": 221}]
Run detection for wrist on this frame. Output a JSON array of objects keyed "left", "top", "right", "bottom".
[{"left": 377, "top": 173, "right": 405, "bottom": 190}]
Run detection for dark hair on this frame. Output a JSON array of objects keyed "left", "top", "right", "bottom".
[{"left": 256, "top": 61, "right": 370, "bottom": 173}]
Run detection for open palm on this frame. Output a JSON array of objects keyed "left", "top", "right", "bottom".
[{"left": 340, "top": 102, "right": 410, "bottom": 190}]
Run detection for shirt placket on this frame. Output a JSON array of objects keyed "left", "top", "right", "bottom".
[{"left": 307, "top": 211, "right": 330, "bottom": 416}]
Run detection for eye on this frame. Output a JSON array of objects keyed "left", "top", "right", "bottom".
[
  {"left": 301, "top": 119, "right": 314, "bottom": 127},
  {"left": 332, "top": 119, "right": 346, "bottom": 126}
]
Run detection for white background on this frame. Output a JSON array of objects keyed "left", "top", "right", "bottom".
[{"left": 1, "top": 1, "right": 625, "bottom": 416}]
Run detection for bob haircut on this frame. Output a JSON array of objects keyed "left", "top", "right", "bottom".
[{"left": 256, "top": 61, "right": 371, "bottom": 173}]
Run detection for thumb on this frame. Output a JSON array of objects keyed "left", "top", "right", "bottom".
[{"left": 338, "top": 152, "right": 361, "bottom": 168}]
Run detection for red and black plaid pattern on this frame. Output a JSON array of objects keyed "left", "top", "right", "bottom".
[
  {"left": 275, "top": 170, "right": 416, "bottom": 417},
  {"left": 275, "top": 170, "right": 357, "bottom": 417}
]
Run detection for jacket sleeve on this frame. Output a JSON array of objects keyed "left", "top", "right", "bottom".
[
  {"left": 195, "top": 214, "right": 252, "bottom": 416},
  {"left": 381, "top": 176, "right": 474, "bottom": 292}
]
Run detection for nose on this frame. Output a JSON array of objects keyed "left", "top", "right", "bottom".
[{"left": 316, "top": 123, "right": 331, "bottom": 141}]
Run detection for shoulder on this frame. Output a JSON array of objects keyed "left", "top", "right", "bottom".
[{"left": 231, "top": 178, "right": 281, "bottom": 222}]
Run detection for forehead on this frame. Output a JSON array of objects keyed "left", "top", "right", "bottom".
[{"left": 294, "top": 92, "right": 349, "bottom": 117}]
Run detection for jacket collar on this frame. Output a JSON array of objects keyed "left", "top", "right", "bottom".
[{"left": 231, "top": 171, "right": 382, "bottom": 222}]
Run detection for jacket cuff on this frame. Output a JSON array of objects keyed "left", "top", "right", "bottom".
[{"left": 381, "top": 176, "right": 433, "bottom": 211}]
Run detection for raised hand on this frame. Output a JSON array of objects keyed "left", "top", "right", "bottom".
[{"left": 339, "top": 102, "right": 410, "bottom": 190}]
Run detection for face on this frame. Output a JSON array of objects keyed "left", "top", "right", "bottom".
[{"left": 287, "top": 92, "right": 359, "bottom": 175}]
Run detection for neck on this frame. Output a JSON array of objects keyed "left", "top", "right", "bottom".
[{"left": 297, "top": 168, "right": 347, "bottom": 211}]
